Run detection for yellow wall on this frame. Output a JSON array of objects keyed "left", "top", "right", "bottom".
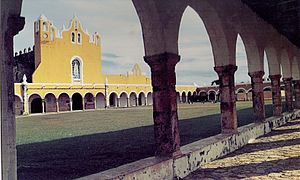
[{"left": 33, "top": 16, "right": 103, "bottom": 84}]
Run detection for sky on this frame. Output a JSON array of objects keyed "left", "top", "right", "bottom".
[{"left": 14, "top": 0, "right": 269, "bottom": 86}]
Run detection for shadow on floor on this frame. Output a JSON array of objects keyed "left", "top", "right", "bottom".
[{"left": 17, "top": 104, "right": 273, "bottom": 180}]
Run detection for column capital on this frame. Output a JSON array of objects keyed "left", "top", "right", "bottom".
[
  {"left": 214, "top": 65, "right": 237, "bottom": 76},
  {"left": 283, "top": 77, "right": 293, "bottom": 82},
  {"left": 144, "top": 52, "right": 180, "bottom": 70},
  {"left": 269, "top": 74, "right": 281, "bottom": 80},
  {"left": 248, "top": 71, "right": 264, "bottom": 78}
]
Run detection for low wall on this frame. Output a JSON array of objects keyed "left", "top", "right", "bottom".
[{"left": 77, "top": 110, "right": 300, "bottom": 180}]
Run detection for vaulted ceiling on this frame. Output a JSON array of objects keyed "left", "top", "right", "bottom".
[{"left": 242, "top": 0, "right": 300, "bottom": 47}]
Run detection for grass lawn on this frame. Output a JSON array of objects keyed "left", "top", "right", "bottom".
[{"left": 17, "top": 101, "right": 274, "bottom": 180}]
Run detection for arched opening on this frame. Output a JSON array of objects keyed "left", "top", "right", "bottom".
[
  {"left": 187, "top": 91, "right": 192, "bottom": 104},
  {"left": 236, "top": 89, "right": 247, "bottom": 101},
  {"left": 138, "top": 92, "right": 146, "bottom": 106},
  {"left": 208, "top": 91, "right": 216, "bottom": 102},
  {"left": 58, "top": 93, "right": 70, "bottom": 112},
  {"left": 96, "top": 92, "right": 105, "bottom": 109},
  {"left": 146, "top": 92, "right": 153, "bottom": 105},
  {"left": 119, "top": 92, "right": 128, "bottom": 108},
  {"left": 15, "top": 95, "right": 23, "bottom": 115},
  {"left": 247, "top": 89, "right": 253, "bottom": 101},
  {"left": 235, "top": 35, "right": 250, "bottom": 85},
  {"left": 263, "top": 87, "right": 272, "bottom": 100},
  {"left": 72, "top": 93, "right": 83, "bottom": 110},
  {"left": 129, "top": 92, "right": 137, "bottom": 107},
  {"left": 29, "top": 94, "right": 43, "bottom": 114},
  {"left": 176, "top": 92, "right": 181, "bottom": 103},
  {"left": 84, "top": 93, "right": 95, "bottom": 110},
  {"left": 44, "top": 93, "right": 57, "bottom": 113},
  {"left": 199, "top": 91, "right": 208, "bottom": 102},
  {"left": 182, "top": 92, "right": 187, "bottom": 103},
  {"left": 109, "top": 92, "right": 118, "bottom": 107}
]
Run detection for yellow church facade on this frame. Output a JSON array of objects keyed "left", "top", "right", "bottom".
[{"left": 14, "top": 15, "right": 196, "bottom": 115}]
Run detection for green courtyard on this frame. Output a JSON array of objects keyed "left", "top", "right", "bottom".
[{"left": 17, "top": 101, "right": 274, "bottom": 179}]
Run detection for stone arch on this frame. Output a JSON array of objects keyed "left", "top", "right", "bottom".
[
  {"left": 109, "top": 92, "right": 118, "bottom": 107},
  {"left": 281, "top": 49, "right": 292, "bottom": 78},
  {"left": 208, "top": 90, "right": 216, "bottom": 102},
  {"left": 29, "top": 94, "right": 43, "bottom": 114},
  {"left": 44, "top": 93, "right": 57, "bottom": 113},
  {"left": 265, "top": 43, "right": 281, "bottom": 76},
  {"left": 119, "top": 92, "right": 128, "bottom": 108},
  {"left": 96, "top": 92, "right": 105, "bottom": 109},
  {"left": 147, "top": 92, "right": 153, "bottom": 105},
  {"left": 181, "top": 92, "right": 187, "bottom": 103},
  {"left": 187, "top": 3, "right": 238, "bottom": 66},
  {"left": 14, "top": 95, "right": 23, "bottom": 115},
  {"left": 236, "top": 88, "right": 247, "bottom": 101},
  {"left": 138, "top": 92, "right": 146, "bottom": 106},
  {"left": 129, "top": 92, "right": 138, "bottom": 107},
  {"left": 58, "top": 93, "right": 70, "bottom": 112},
  {"left": 84, "top": 93, "right": 95, "bottom": 110},
  {"left": 72, "top": 93, "right": 83, "bottom": 110}
]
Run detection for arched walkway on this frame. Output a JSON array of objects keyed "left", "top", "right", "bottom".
[
  {"left": 119, "top": 92, "right": 128, "bottom": 108},
  {"left": 84, "top": 93, "right": 95, "bottom": 110},
  {"left": 72, "top": 93, "right": 83, "bottom": 110},
  {"left": 58, "top": 93, "right": 70, "bottom": 112},
  {"left": 14, "top": 95, "right": 23, "bottom": 115},
  {"left": 29, "top": 94, "right": 43, "bottom": 114},
  {"left": 96, "top": 92, "right": 105, "bottom": 109},
  {"left": 147, "top": 92, "right": 153, "bottom": 105},
  {"left": 138, "top": 92, "right": 146, "bottom": 106},
  {"left": 129, "top": 92, "right": 137, "bottom": 107},
  {"left": 44, "top": 93, "right": 57, "bottom": 113},
  {"left": 188, "top": 91, "right": 193, "bottom": 104},
  {"left": 109, "top": 92, "right": 118, "bottom": 107}
]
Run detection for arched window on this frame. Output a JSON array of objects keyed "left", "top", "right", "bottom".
[
  {"left": 43, "top": 22, "right": 48, "bottom": 31},
  {"left": 50, "top": 29, "right": 55, "bottom": 41},
  {"left": 71, "top": 32, "right": 75, "bottom": 43},
  {"left": 72, "top": 59, "right": 81, "bottom": 80},
  {"left": 78, "top": 33, "right": 81, "bottom": 44}
]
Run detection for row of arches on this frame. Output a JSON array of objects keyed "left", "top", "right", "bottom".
[{"left": 15, "top": 91, "right": 154, "bottom": 114}]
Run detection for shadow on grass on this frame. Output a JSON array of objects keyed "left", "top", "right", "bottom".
[{"left": 17, "top": 104, "right": 273, "bottom": 180}]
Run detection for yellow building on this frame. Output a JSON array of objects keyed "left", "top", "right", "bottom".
[{"left": 14, "top": 15, "right": 196, "bottom": 115}]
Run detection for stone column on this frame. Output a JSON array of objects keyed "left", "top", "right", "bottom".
[
  {"left": 283, "top": 77, "right": 294, "bottom": 112},
  {"left": 249, "top": 71, "right": 265, "bottom": 122},
  {"left": 214, "top": 65, "right": 238, "bottom": 133},
  {"left": 269, "top": 75, "right": 282, "bottom": 116},
  {"left": 22, "top": 83, "right": 29, "bottom": 115},
  {"left": 56, "top": 99, "right": 59, "bottom": 113},
  {"left": 144, "top": 52, "right": 180, "bottom": 157},
  {"left": 1, "top": 15, "right": 25, "bottom": 179},
  {"left": 293, "top": 80, "right": 300, "bottom": 109},
  {"left": 117, "top": 98, "right": 121, "bottom": 107},
  {"left": 136, "top": 98, "right": 138, "bottom": 106},
  {"left": 70, "top": 100, "right": 73, "bottom": 111},
  {"left": 42, "top": 99, "right": 45, "bottom": 113},
  {"left": 127, "top": 98, "right": 130, "bottom": 107}
]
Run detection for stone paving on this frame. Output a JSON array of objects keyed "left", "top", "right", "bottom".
[{"left": 184, "top": 119, "right": 300, "bottom": 180}]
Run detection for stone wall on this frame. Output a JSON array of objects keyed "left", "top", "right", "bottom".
[
  {"left": 14, "top": 48, "right": 35, "bottom": 83},
  {"left": 77, "top": 110, "right": 300, "bottom": 180}
]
